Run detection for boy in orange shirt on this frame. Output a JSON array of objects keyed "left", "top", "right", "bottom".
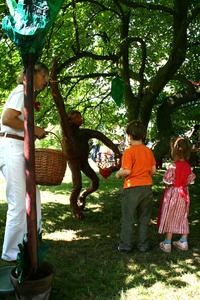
[{"left": 116, "top": 120, "right": 156, "bottom": 252}]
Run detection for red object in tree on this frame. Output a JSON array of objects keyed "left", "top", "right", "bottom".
[
  {"left": 190, "top": 80, "right": 200, "bottom": 86},
  {"left": 34, "top": 101, "right": 41, "bottom": 112}
]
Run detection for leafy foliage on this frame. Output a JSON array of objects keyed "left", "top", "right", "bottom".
[
  {"left": 1, "top": 169, "right": 200, "bottom": 299},
  {"left": 0, "top": 1, "right": 200, "bottom": 143}
]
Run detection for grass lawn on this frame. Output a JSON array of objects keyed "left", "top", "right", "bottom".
[{"left": 0, "top": 167, "right": 200, "bottom": 300}]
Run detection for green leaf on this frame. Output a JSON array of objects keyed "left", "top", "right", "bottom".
[{"left": 111, "top": 77, "right": 124, "bottom": 107}]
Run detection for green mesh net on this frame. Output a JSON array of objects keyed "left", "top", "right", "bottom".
[
  {"left": 111, "top": 77, "right": 125, "bottom": 107},
  {"left": 2, "top": 0, "right": 64, "bottom": 61}
]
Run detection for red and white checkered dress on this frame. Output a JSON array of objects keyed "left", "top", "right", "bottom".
[{"left": 158, "top": 161, "right": 196, "bottom": 235}]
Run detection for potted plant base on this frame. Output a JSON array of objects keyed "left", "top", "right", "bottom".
[{"left": 10, "top": 262, "right": 53, "bottom": 300}]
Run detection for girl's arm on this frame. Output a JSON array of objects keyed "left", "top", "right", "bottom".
[
  {"left": 163, "top": 163, "right": 175, "bottom": 185},
  {"left": 187, "top": 171, "right": 196, "bottom": 185}
]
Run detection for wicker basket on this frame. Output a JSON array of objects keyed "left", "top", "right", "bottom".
[{"left": 35, "top": 132, "right": 67, "bottom": 186}]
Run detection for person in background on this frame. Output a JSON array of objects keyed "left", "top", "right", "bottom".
[
  {"left": 0, "top": 63, "right": 49, "bottom": 262},
  {"left": 190, "top": 124, "right": 200, "bottom": 147},
  {"left": 63, "top": 110, "right": 121, "bottom": 220},
  {"left": 158, "top": 137, "right": 196, "bottom": 253},
  {"left": 91, "top": 142, "right": 100, "bottom": 162},
  {"left": 116, "top": 120, "right": 156, "bottom": 253}
]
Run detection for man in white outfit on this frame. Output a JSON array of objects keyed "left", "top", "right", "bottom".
[{"left": 0, "top": 63, "right": 49, "bottom": 262}]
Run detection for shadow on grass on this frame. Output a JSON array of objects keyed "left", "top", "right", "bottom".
[{"left": 0, "top": 170, "right": 200, "bottom": 299}]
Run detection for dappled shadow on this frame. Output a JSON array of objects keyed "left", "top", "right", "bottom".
[
  {"left": 41, "top": 179, "right": 200, "bottom": 299},
  {"left": 1, "top": 171, "right": 200, "bottom": 299},
  {"left": 39, "top": 182, "right": 72, "bottom": 195},
  {"left": 42, "top": 224, "right": 200, "bottom": 300},
  {"left": 0, "top": 202, "right": 7, "bottom": 245}
]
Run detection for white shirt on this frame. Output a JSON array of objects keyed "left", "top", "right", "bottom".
[{"left": 1, "top": 84, "right": 24, "bottom": 137}]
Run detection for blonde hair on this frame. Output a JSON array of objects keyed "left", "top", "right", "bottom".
[{"left": 17, "top": 62, "right": 49, "bottom": 84}]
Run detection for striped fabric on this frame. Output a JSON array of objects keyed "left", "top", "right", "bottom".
[{"left": 158, "top": 163, "right": 195, "bottom": 235}]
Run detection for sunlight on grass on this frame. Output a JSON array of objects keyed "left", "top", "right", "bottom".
[
  {"left": 1, "top": 171, "right": 200, "bottom": 300},
  {"left": 43, "top": 229, "right": 78, "bottom": 241},
  {"left": 41, "top": 190, "right": 70, "bottom": 204},
  {"left": 125, "top": 274, "right": 134, "bottom": 285},
  {"left": 119, "top": 279, "right": 200, "bottom": 300},
  {"left": 181, "top": 273, "right": 199, "bottom": 285},
  {"left": 191, "top": 219, "right": 200, "bottom": 225},
  {"left": 192, "top": 251, "right": 200, "bottom": 258},
  {"left": 87, "top": 203, "right": 103, "bottom": 212}
]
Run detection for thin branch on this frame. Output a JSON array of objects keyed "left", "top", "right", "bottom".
[
  {"left": 189, "top": 4, "right": 200, "bottom": 22},
  {"left": 76, "top": 0, "right": 121, "bottom": 17},
  {"left": 117, "top": 0, "right": 175, "bottom": 15},
  {"left": 57, "top": 52, "right": 119, "bottom": 74},
  {"left": 61, "top": 72, "right": 117, "bottom": 80},
  {"left": 72, "top": 0, "right": 80, "bottom": 53},
  {"left": 172, "top": 75, "right": 198, "bottom": 93},
  {"left": 121, "top": 37, "right": 147, "bottom": 97},
  {"left": 61, "top": 72, "right": 117, "bottom": 99}
]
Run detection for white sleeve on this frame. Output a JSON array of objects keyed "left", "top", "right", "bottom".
[{"left": 6, "top": 85, "right": 24, "bottom": 113}]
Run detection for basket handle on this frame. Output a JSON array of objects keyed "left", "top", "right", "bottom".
[{"left": 45, "top": 131, "right": 65, "bottom": 152}]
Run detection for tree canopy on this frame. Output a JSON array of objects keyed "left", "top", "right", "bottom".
[{"left": 0, "top": 0, "right": 200, "bottom": 154}]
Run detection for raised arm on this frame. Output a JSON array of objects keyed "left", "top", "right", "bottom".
[{"left": 86, "top": 129, "right": 121, "bottom": 157}]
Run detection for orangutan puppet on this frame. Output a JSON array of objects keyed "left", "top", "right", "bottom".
[{"left": 63, "top": 110, "right": 121, "bottom": 220}]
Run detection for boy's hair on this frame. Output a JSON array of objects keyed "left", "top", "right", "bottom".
[
  {"left": 171, "top": 137, "right": 191, "bottom": 161},
  {"left": 126, "top": 120, "right": 146, "bottom": 141}
]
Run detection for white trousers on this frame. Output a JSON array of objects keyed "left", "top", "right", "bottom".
[{"left": 0, "top": 137, "right": 41, "bottom": 261}]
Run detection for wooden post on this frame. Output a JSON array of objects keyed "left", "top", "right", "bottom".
[{"left": 23, "top": 57, "right": 38, "bottom": 273}]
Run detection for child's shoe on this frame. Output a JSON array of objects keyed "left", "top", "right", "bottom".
[
  {"left": 117, "top": 245, "right": 132, "bottom": 253},
  {"left": 160, "top": 241, "right": 171, "bottom": 253},
  {"left": 173, "top": 240, "right": 188, "bottom": 251}
]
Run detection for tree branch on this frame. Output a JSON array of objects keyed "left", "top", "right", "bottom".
[
  {"left": 140, "top": 0, "right": 189, "bottom": 123},
  {"left": 71, "top": 0, "right": 80, "bottom": 53},
  {"left": 189, "top": 3, "right": 200, "bottom": 22},
  {"left": 76, "top": 0, "right": 120, "bottom": 16},
  {"left": 121, "top": 37, "right": 147, "bottom": 97},
  {"left": 117, "top": 0, "right": 175, "bottom": 15},
  {"left": 57, "top": 51, "right": 119, "bottom": 74},
  {"left": 62, "top": 72, "right": 117, "bottom": 80}
]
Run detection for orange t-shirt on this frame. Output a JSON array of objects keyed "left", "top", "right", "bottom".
[{"left": 122, "top": 144, "right": 156, "bottom": 189}]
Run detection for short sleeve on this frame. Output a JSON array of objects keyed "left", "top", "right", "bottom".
[
  {"left": 5, "top": 85, "right": 24, "bottom": 113},
  {"left": 163, "top": 164, "right": 176, "bottom": 185},
  {"left": 187, "top": 171, "right": 196, "bottom": 185}
]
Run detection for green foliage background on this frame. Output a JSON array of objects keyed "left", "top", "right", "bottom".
[{"left": 0, "top": 1, "right": 200, "bottom": 143}]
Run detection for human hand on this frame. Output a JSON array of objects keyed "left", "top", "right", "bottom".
[
  {"left": 115, "top": 171, "right": 121, "bottom": 179},
  {"left": 34, "top": 126, "right": 47, "bottom": 139}
]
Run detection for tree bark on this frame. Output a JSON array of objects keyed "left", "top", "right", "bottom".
[{"left": 154, "top": 85, "right": 200, "bottom": 159}]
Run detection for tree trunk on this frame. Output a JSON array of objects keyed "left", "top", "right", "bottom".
[{"left": 154, "top": 85, "right": 200, "bottom": 159}]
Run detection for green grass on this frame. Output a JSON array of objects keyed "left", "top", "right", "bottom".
[{"left": 0, "top": 168, "right": 200, "bottom": 300}]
